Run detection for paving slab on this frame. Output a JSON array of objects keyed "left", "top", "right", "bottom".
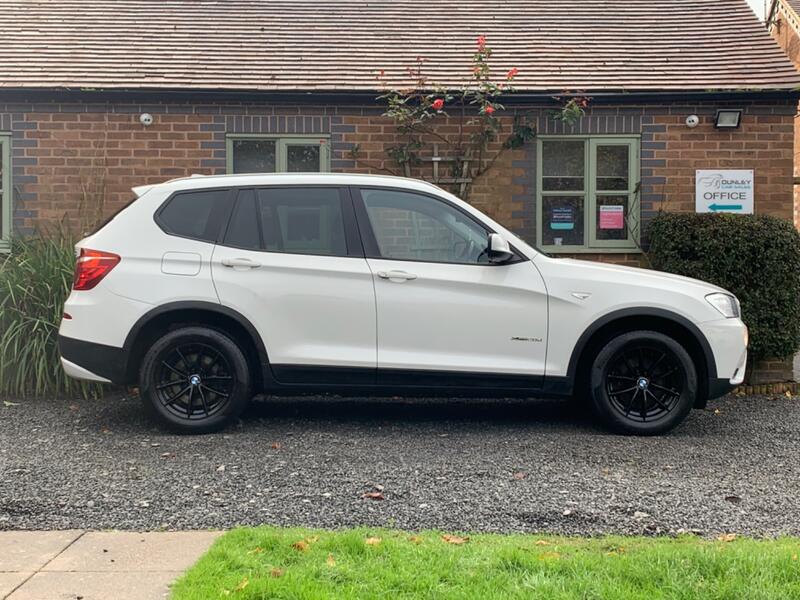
[
  {"left": 0, "top": 531, "right": 83, "bottom": 572},
  {"left": 6, "top": 571, "right": 180, "bottom": 600},
  {"left": 0, "top": 573, "right": 32, "bottom": 599},
  {"left": 43, "top": 531, "right": 222, "bottom": 573}
]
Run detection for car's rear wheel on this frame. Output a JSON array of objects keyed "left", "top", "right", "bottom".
[
  {"left": 139, "top": 326, "right": 252, "bottom": 433},
  {"left": 590, "top": 330, "right": 697, "bottom": 435}
]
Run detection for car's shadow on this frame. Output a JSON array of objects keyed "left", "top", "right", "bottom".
[{"left": 240, "top": 395, "right": 598, "bottom": 430}]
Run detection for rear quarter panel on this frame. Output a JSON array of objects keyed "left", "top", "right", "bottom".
[{"left": 60, "top": 187, "right": 221, "bottom": 348}]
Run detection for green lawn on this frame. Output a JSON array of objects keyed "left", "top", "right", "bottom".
[{"left": 171, "top": 527, "right": 800, "bottom": 599}]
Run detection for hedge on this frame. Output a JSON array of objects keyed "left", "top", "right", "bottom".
[{"left": 647, "top": 212, "right": 800, "bottom": 360}]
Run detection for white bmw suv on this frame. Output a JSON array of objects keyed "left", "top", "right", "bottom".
[{"left": 59, "top": 173, "right": 747, "bottom": 435}]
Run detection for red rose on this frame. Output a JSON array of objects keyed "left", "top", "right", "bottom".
[
  {"left": 485, "top": 105, "right": 495, "bottom": 115},
  {"left": 506, "top": 67, "right": 519, "bottom": 80},
  {"left": 477, "top": 35, "right": 487, "bottom": 50},
  {"left": 432, "top": 98, "right": 444, "bottom": 111}
]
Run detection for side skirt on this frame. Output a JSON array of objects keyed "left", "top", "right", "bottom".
[{"left": 267, "top": 364, "right": 574, "bottom": 399}]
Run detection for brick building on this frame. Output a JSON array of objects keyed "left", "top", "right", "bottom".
[{"left": 0, "top": 0, "right": 795, "bottom": 268}]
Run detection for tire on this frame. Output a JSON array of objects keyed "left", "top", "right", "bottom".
[
  {"left": 139, "top": 326, "right": 252, "bottom": 434},
  {"left": 589, "top": 330, "right": 697, "bottom": 436}
]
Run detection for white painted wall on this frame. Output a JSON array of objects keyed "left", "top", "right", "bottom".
[{"left": 746, "top": 0, "right": 767, "bottom": 20}]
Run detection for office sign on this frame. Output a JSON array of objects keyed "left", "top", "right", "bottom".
[{"left": 695, "top": 170, "right": 754, "bottom": 214}]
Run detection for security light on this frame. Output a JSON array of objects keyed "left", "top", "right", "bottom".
[{"left": 714, "top": 109, "right": 742, "bottom": 129}]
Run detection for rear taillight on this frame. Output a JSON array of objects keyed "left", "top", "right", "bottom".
[{"left": 73, "top": 249, "right": 121, "bottom": 290}]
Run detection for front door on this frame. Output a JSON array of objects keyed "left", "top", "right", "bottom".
[
  {"left": 211, "top": 187, "right": 376, "bottom": 383},
  {"left": 353, "top": 187, "right": 548, "bottom": 388}
]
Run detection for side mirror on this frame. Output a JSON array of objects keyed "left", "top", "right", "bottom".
[{"left": 487, "top": 233, "right": 514, "bottom": 264}]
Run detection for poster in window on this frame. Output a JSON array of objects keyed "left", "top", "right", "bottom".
[
  {"left": 599, "top": 205, "right": 625, "bottom": 230},
  {"left": 550, "top": 206, "right": 575, "bottom": 231}
]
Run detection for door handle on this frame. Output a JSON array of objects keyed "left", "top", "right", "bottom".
[
  {"left": 377, "top": 270, "right": 417, "bottom": 281},
  {"left": 221, "top": 257, "right": 261, "bottom": 269}
]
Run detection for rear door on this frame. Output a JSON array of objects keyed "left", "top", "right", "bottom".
[
  {"left": 211, "top": 187, "right": 376, "bottom": 383},
  {"left": 353, "top": 187, "right": 548, "bottom": 388}
]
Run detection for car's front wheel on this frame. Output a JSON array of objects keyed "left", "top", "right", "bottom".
[
  {"left": 139, "top": 326, "right": 252, "bottom": 433},
  {"left": 590, "top": 330, "right": 697, "bottom": 435}
]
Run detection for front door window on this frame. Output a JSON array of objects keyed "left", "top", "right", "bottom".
[{"left": 360, "top": 189, "right": 490, "bottom": 264}]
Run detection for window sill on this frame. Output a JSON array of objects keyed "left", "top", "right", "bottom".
[{"left": 543, "top": 246, "right": 642, "bottom": 254}]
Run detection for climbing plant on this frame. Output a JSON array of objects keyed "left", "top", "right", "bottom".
[
  {"left": 351, "top": 36, "right": 535, "bottom": 200},
  {"left": 550, "top": 93, "right": 592, "bottom": 127}
]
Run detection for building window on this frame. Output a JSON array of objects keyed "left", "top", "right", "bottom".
[
  {"left": 0, "top": 134, "right": 11, "bottom": 252},
  {"left": 226, "top": 135, "right": 330, "bottom": 174},
  {"left": 536, "top": 136, "right": 640, "bottom": 252}
]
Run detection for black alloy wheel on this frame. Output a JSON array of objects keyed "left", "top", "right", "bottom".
[
  {"left": 604, "top": 345, "right": 684, "bottom": 423},
  {"left": 140, "top": 327, "right": 252, "bottom": 433},
  {"left": 590, "top": 331, "right": 697, "bottom": 435},
  {"left": 155, "top": 342, "right": 235, "bottom": 420}
]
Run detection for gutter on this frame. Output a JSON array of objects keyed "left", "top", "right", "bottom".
[{"left": 0, "top": 87, "right": 797, "bottom": 105}]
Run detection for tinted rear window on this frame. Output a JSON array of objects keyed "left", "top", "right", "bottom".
[{"left": 157, "top": 189, "right": 228, "bottom": 242}]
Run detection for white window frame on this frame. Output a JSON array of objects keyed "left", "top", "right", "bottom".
[
  {"left": 0, "top": 133, "right": 11, "bottom": 253},
  {"left": 226, "top": 134, "right": 330, "bottom": 174},
  {"left": 536, "top": 135, "right": 640, "bottom": 253}
]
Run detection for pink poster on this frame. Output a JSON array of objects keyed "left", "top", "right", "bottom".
[{"left": 599, "top": 205, "right": 624, "bottom": 229}]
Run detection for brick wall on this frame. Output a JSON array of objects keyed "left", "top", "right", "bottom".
[
  {"left": 750, "top": 358, "right": 795, "bottom": 386},
  {"left": 1, "top": 98, "right": 794, "bottom": 243},
  {"left": 0, "top": 104, "right": 342, "bottom": 233}
]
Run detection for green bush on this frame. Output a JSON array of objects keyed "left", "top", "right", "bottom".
[
  {"left": 647, "top": 212, "right": 800, "bottom": 360},
  {"left": 0, "top": 233, "right": 105, "bottom": 398}
]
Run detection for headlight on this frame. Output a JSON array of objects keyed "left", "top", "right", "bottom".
[{"left": 706, "top": 293, "right": 740, "bottom": 318}]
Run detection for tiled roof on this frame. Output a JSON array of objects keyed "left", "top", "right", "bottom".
[{"left": 1, "top": 0, "right": 799, "bottom": 94}]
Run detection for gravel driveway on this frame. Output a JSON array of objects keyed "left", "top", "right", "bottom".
[{"left": 1, "top": 393, "right": 798, "bottom": 537}]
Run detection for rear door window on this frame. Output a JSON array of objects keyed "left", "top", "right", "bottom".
[
  {"left": 258, "top": 188, "right": 347, "bottom": 256},
  {"left": 224, "top": 190, "right": 261, "bottom": 250},
  {"left": 223, "top": 187, "right": 348, "bottom": 257},
  {"left": 157, "top": 189, "right": 230, "bottom": 242}
]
